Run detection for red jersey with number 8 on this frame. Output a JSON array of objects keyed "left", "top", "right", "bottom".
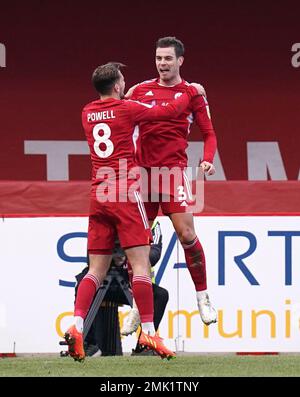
[{"left": 81, "top": 86, "right": 198, "bottom": 189}]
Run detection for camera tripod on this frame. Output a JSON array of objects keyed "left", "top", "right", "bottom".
[
  {"left": 60, "top": 266, "right": 133, "bottom": 356},
  {"left": 83, "top": 266, "right": 133, "bottom": 339}
]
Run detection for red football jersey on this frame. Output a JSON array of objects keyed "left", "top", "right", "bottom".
[
  {"left": 130, "top": 78, "right": 217, "bottom": 168},
  {"left": 81, "top": 86, "right": 198, "bottom": 189}
]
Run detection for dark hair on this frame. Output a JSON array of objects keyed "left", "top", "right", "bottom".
[
  {"left": 156, "top": 36, "right": 185, "bottom": 58},
  {"left": 92, "top": 62, "right": 126, "bottom": 94}
]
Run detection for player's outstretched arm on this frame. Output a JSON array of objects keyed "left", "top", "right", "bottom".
[{"left": 128, "top": 85, "right": 202, "bottom": 123}]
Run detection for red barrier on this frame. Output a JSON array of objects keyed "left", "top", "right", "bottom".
[{"left": 1, "top": 181, "right": 299, "bottom": 216}]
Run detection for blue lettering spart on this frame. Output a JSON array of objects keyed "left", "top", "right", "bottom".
[
  {"left": 57, "top": 232, "right": 88, "bottom": 287},
  {"left": 156, "top": 232, "right": 178, "bottom": 285},
  {"left": 219, "top": 231, "right": 259, "bottom": 285},
  {"left": 268, "top": 231, "right": 300, "bottom": 285}
]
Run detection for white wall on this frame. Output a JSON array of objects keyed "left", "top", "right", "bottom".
[{"left": 0, "top": 216, "right": 300, "bottom": 353}]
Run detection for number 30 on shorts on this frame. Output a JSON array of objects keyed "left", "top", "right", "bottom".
[
  {"left": 177, "top": 185, "right": 187, "bottom": 201},
  {"left": 93, "top": 123, "right": 114, "bottom": 158}
]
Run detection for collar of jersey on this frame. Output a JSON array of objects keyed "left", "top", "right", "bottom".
[{"left": 156, "top": 78, "right": 183, "bottom": 88}]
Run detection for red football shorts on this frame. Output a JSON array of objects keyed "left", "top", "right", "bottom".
[
  {"left": 141, "top": 167, "right": 195, "bottom": 220},
  {"left": 88, "top": 190, "right": 152, "bottom": 254}
]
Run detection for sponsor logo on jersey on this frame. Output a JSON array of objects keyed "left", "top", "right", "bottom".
[
  {"left": 175, "top": 92, "right": 183, "bottom": 99},
  {"left": 145, "top": 90, "right": 154, "bottom": 96}
]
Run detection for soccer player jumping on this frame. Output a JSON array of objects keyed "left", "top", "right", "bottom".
[
  {"left": 64, "top": 62, "right": 204, "bottom": 361},
  {"left": 125, "top": 37, "right": 218, "bottom": 326}
]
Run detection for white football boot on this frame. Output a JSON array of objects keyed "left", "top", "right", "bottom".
[
  {"left": 121, "top": 308, "right": 141, "bottom": 336},
  {"left": 197, "top": 291, "right": 217, "bottom": 325}
]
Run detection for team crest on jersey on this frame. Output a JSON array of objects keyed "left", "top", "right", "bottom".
[
  {"left": 145, "top": 90, "right": 154, "bottom": 96},
  {"left": 174, "top": 92, "right": 183, "bottom": 99}
]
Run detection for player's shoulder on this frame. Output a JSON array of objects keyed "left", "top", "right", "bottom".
[
  {"left": 133, "top": 78, "right": 158, "bottom": 92},
  {"left": 181, "top": 79, "right": 205, "bottom": 91},
  {"left": 126, "top": 79, "right": 158, "bottom": 99},
  {"left": 182, "top": 78, "right": 202, "bottom": 85},
  {"left": 172, "top": 79, "right": 194, "bottom": 94},
  {"left": 83, "top": 98, "right": 125, "bottom": 112},
  {"left": 182, "top": 79, "right": 191, "bottom": 86},
  {"left": 181, "top": 79, "right": 203, "bottom": 90},
  {"left": 183, "top": 79, "right": 207, "bottom": 99},
  {"left": 82, "top": 99, "right": 100, "bottom": 113},
  {"left": 137, "top": 78, "right": 157, "bottom": 86}
]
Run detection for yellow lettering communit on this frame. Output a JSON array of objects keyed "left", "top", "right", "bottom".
[
  {"left": 168, "top": 310, "right": 199, "bottom": 338},
  {"left": 218, "top": 310, "right": 243, "bottom": 338},
  {"left": 285, "top": 300, "right": 291, "bottom": 338},
  {"left": 251, "top": 310, "right": 276, "bottom": 338},
  {"left": 118, "top": 311, "right": 128, "bottom": 331}
]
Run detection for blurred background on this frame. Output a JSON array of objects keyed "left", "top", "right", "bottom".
[
  {"left": 0, "top": 0, "right": 300, "bottom": 355},
  {"left": 0, "top": 0, "right": 299, "bottom": 181}
]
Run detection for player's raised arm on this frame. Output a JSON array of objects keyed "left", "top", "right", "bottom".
[{"left": 128, "top": 84, "right": 202, "bottom": 122}]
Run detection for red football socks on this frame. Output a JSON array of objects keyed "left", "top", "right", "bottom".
[
  {"left": 182, "top": 236, "right": 207, "bottom": 291},
  {"left": 132, "top": 275, "right": 154, "bottom": 323},
  {"left": 74, "top": 273, "right": 100, "bottom": 319}
]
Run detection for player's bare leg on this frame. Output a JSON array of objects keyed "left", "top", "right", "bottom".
[
  {"left": 64, "top": 254, "right": 112, "bottom": 361},
  {"left": 169, "top": 212, "right": 217, "bottom": 325}
]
